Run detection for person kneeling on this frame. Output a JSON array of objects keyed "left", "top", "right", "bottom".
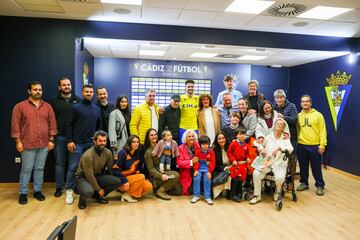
[{"left": 75, "top": 131, "right": 125, "bottom": 209}]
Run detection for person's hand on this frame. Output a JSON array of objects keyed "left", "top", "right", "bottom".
[
  {"left": 67, "top": 142, "right": 75, "bottom": 153},
  {"left": 98, "top": 188, "right": 105, "bottom": 197},
  {"left": 283, "top": 133, "right": 290, "bottom": 139},
  {"left": 192, "top": 156, "right": 199, "bottom": 164},
  {"left": 161, "top": 174, "right": 169, "bottom": 181},
  {"left": 158, "top": 106, "right": 165, "bottom": 114},
  {"left": 246, "top": 158, "right": 250, "bottom": 163},
  {"left": 318, "top": 147, "right": 325, "bottom": 155},
  {"left": 16, "top": 141, "right": 24, "bottom": 152},
  {"left": 277, "top": 113, "right": 284, "bottom": 118},
  {"left": 272, "top": 148, "right": 280, "bottom": 157},
  {"left": 232, "top": 161, "right": 238, "bottom": 166},
  {"left": 194, "top": 171, "right": 199, "bottom": 176},
  {"left": 206, "top": 172, "right": 212, "bottom": 180},
  {"left": 122, "top": 182, "right": 130, "bottom": 191},
  {"left": 248, "top": 109, "right": 257, "bottom": 115},
  {"left": 48, "top": 141, "right": 55, "bottom": 151}
]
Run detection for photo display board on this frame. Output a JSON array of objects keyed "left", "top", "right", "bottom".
[{"left": 131, "top": 77, "right": 212, "bottom": 110}]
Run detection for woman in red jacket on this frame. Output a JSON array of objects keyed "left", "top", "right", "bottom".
[{"left": 176, "top": 129, "right": 199, "bottom": 195}]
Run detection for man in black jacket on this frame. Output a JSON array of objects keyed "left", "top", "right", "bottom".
[
  {"left": 49, "top": 77, "right": 81, "bottom": 198},
  {"left": 159, "top": 94, "right": 181, "bottom": 143},
  {"left": 95, "top": 87, "right": 115, "bottom": 134}
]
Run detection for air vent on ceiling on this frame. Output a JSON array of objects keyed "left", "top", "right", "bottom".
[
  {"left": 267, "top": 3, "right": 306, "bottom": 17},
  {"left": 216, "top": 54, "right": 241, "bottom": 59}
]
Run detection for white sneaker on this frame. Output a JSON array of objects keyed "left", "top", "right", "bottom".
[
  {"left": 65, "top": 189, "right": 74, "bottom": 205},
  {"left": 205, "top": 198, "right": 214, "bottom": 205},
  {"left": 249, "top": 195, "right": 261, "bottom": 205},
  {"left": 190, "top": 196, "right": 200, "bottom": 203}
]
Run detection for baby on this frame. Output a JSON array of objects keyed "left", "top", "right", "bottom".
[{"left": 152, "top": 130, "right": 179, "bottom": 172}]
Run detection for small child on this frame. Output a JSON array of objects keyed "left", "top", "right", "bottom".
[
  {"left": 152, "top": 130, "right": 179, "bottom": 173},
  {"left": 191, "top": 135, "right": 216, "bottom": 205},
  {"left": 222, "top": 112, "right": 241, "bottom": 141},
  {"left": 227, "top": 128, "right": 250, "bottom": 202}
]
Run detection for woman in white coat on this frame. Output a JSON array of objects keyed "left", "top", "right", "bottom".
[
  {"left": 108, "top": 95, "right": 130, "bottom": 158},
  {"left": 250, "top": 118, "right": 293, "bottom": 205},
  {"left": 255, "top": 100, "right": 289, "bottom": 144}
]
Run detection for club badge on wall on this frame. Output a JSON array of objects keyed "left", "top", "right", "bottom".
[
  {"left": 324, "top": 70, "right": 352, "bottom": 131},
  {"left": 83, "top": 62, "right": 89, "bottom": 86}
]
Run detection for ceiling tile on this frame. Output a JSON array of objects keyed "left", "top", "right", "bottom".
[
  {"left": 142, "top": 6, "right": 181, "bottom": 21},
  {"left": 184, "top": 0, "right": 233, "bottom": 12},
  {"left": 322, "top": 0, "right": 360, "bottom": 9},
  {"left": 212, "top": 12, "right": 255, "bottom": 27},
  {"left": 143, "top": 0, "right": 187, "bottom": 9},
  {"left": 111, "top": 48, "right": 138, "bottom": 58},
  {"left": 16, "top": 0, "right": 57, "bottom": 5},
  {"left": 58, "top": 1, "right": 102, "bottom": 16},
  {"left": 178, "top": 10, "right": 219, "bottom": 24},
  {"left": 246, "top": 15, "right": 290, "bottom": 28},
  {"left": 19, "top": 4, "right": 64, "bottom": 13},
  {"left": 332, "top": 9, "right": 360, "bottom": 23}
]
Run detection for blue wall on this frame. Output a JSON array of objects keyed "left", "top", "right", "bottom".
[
  {"left": 94, "top": 58, "right": 289, "bottom": 105},
  {"left": 289, "top": 55, "right": 360, "bottom": 175}
]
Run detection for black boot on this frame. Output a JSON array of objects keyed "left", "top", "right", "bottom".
[
  {"left": 92, "top": 191, "right": 109, "bottom": 204},
  {"left": 78, "top": 198, "right": 87, "bottom": 209},
  {"left": 236, "top": 180, "right": 243, "bottom": 201},
  {"left": 230, "top": 179, "right": 241, "bottom": 202}
]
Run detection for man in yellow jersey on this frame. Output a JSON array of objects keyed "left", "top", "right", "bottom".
[
  {"left": 296, "top": 95, "right": 327, "bottom": 196},
  {"left": 179, "top": 80, "right": 199, "bottom": 143}
]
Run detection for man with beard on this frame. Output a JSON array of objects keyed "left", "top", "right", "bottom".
[
  {"left": 75, "top": 131, "right": 125, "bottom": 209},
  {"left": 65, "top": 84, "right": 102, "bottom": 205},
  {"left": 179, "top": 80, "right": 199, "bottom": 143},
  {"left": 95, "top": 87, "right": 115, "bottom": 133},
  {"left": 11, "top": 81, "right": 57, "bottom": 204},
  {"left": 159, "top": 94, "right": 181, "bottom": 144},
  {"left": 50, "top": 77, "right": 81, "bottom": 197}
]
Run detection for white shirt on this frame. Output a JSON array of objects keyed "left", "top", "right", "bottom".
[
  {"left": 204, "top": 107, "right": 215, "bottom": 144},
  {"left": 149, "top": 106, "right": 158, "bottom": 131}
]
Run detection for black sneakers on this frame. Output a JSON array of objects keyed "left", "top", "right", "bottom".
[
  {"left": 54, "top": 188, "right": 63, "bottom": 197},
  {"left": 18, "top": 194, "right": 28, "bottom": 205},
  {"left": 33, "top": 191, "right": 46, "bottom": 201},
  {"left": 78, "top": 198, "right": 87, "bottom": 209}
]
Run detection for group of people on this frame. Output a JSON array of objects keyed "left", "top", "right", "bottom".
[{"left": 11, "top": 75, "right": 327, "bottom": 209}]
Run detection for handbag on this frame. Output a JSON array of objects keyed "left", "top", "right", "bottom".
[{"left": 212, "top": 171, "right": 230, "bottom": 187}]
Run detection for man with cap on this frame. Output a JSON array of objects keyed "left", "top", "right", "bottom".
[
  {"left": 215, "top": 75, "right": 243, "bottom": 108},
  {"left": 159, "top": 94, "right": 181, "bottom": 144}
]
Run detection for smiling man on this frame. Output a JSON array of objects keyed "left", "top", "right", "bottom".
[
  {"left": 65, "top": 84, "right": 102, "bottom": 205},
  {"left": 11, "top": 81, "right": 57, "bottom": 205}
]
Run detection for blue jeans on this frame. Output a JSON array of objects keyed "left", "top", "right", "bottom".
[
  {"left": 19, "top": 147, "right": 49, "bottom": 194},
  {"left": 54, "top": 135, "right": 69, "bottom": 189},
  {"left": 193, "top": 171, "right": 211, "bottom": 199},
  {"left": 160, "top": 155, "right": 172, "bottom": 165},
  {"left": 297, "top": 144, "right": 325, "bottom": 188},
  {"left": 66, "top": 142, "right": 93, "bottom": 189}
]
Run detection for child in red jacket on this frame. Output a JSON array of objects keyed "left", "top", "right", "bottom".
[
  {"left": 227, "top": 128, "right": 250, "bottom": 202},
  {"left": 191, "top": 135, "right": 215, "bottom": 205}
]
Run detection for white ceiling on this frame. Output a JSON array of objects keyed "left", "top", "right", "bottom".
[
  {"left": 83, "top": 37, "right": 350, "bottom": 67},
  {"left": 1, "top": 0, "right": 357, "bottom": 66},
  {"left": 0, "top": 0, "right": 359, "bottom": 38}
]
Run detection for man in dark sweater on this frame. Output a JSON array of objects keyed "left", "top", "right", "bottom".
[
  {"left": 95, "top": 87, "right": 115, "bottom": 133},
  {"left": 65, "top": 84, "right": 102, "bottom": 205},
  {"left": 76, "top": 131, "right": 126, "bottom": 209},
  {"left": 49, "top": 77, "right": 81, "bottom": 198},
  {"left": 159, "top": 94, "right": 181, "bottom": 143}
]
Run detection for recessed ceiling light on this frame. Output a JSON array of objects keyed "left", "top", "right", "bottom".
[
  {"left": 113, "top": 8, "right": 131, "bottom": 14},
  {"left": 101, "top": 0, "right": 142, "bottom": 6},
  {"left": 292, "top": 22, "right": 309, "bottom": 27},
  {"left": 225, "top": 0, "right": 275, "bottom": 14},
  {"left": 190, "top": 52, "right": 217, "bottom": 58},
  {"left": 297, "top": 6, "right": 352, "bottom": 20},
  {"left": 238, "top": 55, "right": 267, "bottom": 61},
  {"left": 139, "top": 50, "right": 165, "bottom": 56}
]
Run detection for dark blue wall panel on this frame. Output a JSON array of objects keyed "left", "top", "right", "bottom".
[{"left": 289, "top": 55, "right": 360, "bottom": 175}]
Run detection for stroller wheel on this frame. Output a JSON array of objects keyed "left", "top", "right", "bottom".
[
  {"left": 243, "top": 192, "right": 249, "bottom": 201},
  {"left": 275, "top": 200, "right": 283, "bottom": 211},
  {"left": 292, "top": 192, "right": 297, "bottom": 202}
]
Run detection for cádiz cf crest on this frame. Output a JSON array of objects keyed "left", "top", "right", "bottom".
[{"left": 324, "top": 70, "right": 352, "bottom": 131}]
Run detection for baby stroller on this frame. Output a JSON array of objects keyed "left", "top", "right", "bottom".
[{"left": 263, "top": 150, "right": 297, "bottom": 211}]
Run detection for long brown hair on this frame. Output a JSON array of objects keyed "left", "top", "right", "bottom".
[{"left": 199, "top": 94, "right": 213, "bottom": 110}]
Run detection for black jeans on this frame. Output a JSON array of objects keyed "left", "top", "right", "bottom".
[{"left": 76, "top": 175, "right": 123, "bottom": 200}]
